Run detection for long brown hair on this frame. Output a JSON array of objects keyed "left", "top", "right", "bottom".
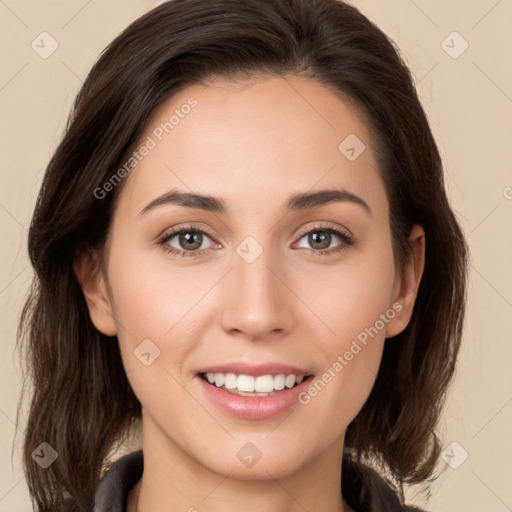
[{"left": 16, "top": 0, "right": 469, "bottom": 510}]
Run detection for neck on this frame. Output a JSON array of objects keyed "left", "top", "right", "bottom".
[
  {"left": 130, "top": 483, "right": 352, "bottom": 512},
  {"left": 130, "top": 417, "right": 351, "bottom": 512},
  {"left": 126, "top": 479, "right": 141, "bottom": 512}
]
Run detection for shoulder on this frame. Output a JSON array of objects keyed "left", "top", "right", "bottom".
[{"left": 342, "top": 454, "right": 431, "bottom": 512}]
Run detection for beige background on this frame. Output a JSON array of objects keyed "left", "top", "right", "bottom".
[{"left": 1, "top": 0, "right": 511, "bottom": 510}]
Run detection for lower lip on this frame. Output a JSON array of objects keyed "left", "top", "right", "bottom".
[{"left": 196, "top": 375, "right": 312, "bottom": 420}]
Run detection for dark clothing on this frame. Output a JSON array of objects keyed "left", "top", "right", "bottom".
[{"left": 93, "top": 449, "right": 428, "bottom": 512}]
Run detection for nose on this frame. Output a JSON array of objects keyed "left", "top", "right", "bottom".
[{"left": 219, "top": 241, "right": 295, "bottom": 341}]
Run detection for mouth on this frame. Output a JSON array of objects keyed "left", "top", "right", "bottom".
[
  {"left": 196, "top": 364, "right": 315, "bottom": 419},
  {"left": 199, "top": 372, "right": 313, "bottom": 397}
]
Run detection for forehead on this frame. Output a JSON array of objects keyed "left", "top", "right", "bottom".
[{"left": 116, "top": 75, "right": 386, "bottom": 217}]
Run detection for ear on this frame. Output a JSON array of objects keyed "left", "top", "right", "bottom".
[
  {"left": 385, "top": 224, "right": 425, "bottom": 338},
  {"left": 74, "top": 249, "right": 117, "bottom": 336}
]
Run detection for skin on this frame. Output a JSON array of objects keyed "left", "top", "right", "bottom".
[{"left": 76, "top": 75, "right": 425, "bottom": 512}]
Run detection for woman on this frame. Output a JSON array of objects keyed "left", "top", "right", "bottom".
[{"left": 16, "top": 0, "right": 468, "bottom": 511}]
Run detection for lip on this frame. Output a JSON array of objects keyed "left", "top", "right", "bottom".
[
  {"left": 195, "top": 364, "right": 314, "bottom": 420},
  {"left": 195, "top": 361, "right": 312, "bottom": 377}
]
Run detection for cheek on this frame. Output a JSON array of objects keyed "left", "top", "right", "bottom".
[
  {"left": 293, "top": 242, "right": 395, "bottom": 422},
  {"left": 105, "top": 242, "right": 221, "bottom": 397},
  {"left": 107, "top": 244, "right": 206, "bottom": 338},
  {"left": 106, "top": 253, "right": 197, "bottom": 425},
  {"left": 296, "top": 240, "right": 396, "bottom": 348}
]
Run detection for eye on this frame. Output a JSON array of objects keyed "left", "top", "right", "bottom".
[
  {"left": 158, "top": 225, "right": 217, "bottom": 257},
  {"left": 294, "top": 223, "right": 354, "bottom": 255},
  {"left": 157, "top": 222, "right": 354, "bottom": 258}
]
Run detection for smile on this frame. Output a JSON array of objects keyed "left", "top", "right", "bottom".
[
  {"left": 200, "top": 372, "right": 306, "bottom": 396},
  {"left": 196, "top": 369, "right": 314, "bottom": 419}
]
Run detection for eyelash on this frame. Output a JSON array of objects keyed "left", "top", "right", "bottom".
[{"left": 157, "top": 223, "right": 354, "bottom": 258}]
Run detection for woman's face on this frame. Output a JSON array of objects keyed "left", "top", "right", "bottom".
[{"left": 82, "top": 75, "right": 420, "bottom": 481}]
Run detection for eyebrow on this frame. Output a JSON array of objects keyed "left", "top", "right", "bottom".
[{"left": 139, "top": 187, "right": 372, "bottom": 216}]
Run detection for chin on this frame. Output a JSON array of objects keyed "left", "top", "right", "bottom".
[{"left": 190, "top": 437, "right": 310, "bottom": 480}]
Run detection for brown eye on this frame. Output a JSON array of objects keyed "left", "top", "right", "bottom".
[
  {"left": 174, "top": 231, "right": 204, "bottom": 251},
  {"left": 295, "top": 225, "right": 353, "bottom": 255},
  {"left": 158, "top": 226, "right": 217, "bottom": 257},
  {"left": 305, "top": 230, "right": 332, "bottom": 250}
]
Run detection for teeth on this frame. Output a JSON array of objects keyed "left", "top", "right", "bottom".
[
  {"left": 214, "top": 373, "right": 225, "bottom": 387},
  {"left": 224, "top": 373, "right": 237, "bottom": 389},
  {"left": 255, "top": 375, "right": 274, "bottom": 392},
  {"left": 203, "top": 372, "right": 306, "bottom": 393},
  {"left": 237, "top": 374, "right": 255, "bottom": 392},
  {"left": 285, "top": 375, "right": 296, "bottom": 388},
  {"left": 274, "top": 374, "right": 285, "bottom": 390}
]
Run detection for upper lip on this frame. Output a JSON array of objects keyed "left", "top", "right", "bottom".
[{"left": 196, "top": 362, "right": 313, "bottom": 378}]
